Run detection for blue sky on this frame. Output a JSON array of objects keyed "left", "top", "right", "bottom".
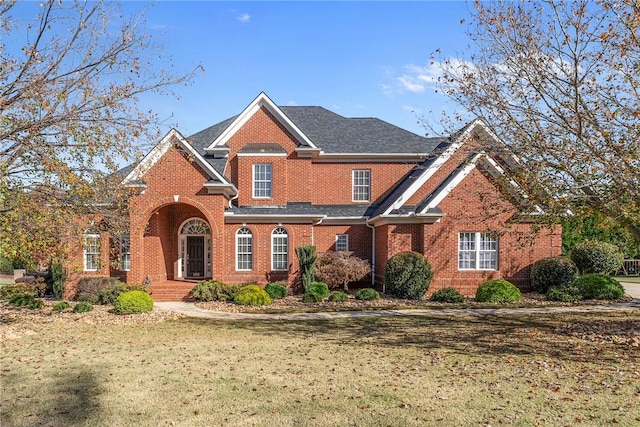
[{"left": 130, "top": 1, "right": 473, "bottom": 138}]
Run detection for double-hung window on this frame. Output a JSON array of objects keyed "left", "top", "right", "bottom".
[
  {"left": 253, "top": 164, "right": 272, "bottom": 198},
  {"left": 83, "top": 234, "right": 100, "bottom": 272},
  {"left": 236, "top": 228, "right": 253, "bottom": 271},
  {"left": 335, "top": 234, "right": 349, "bottom": 252},
  {"left": 271, "top": 227, "right": 289, "bottom": 271},
  {"left": 120, "top": 234, "right": 131, "bottom": 271},
  {"left": 458, "top": 232, "right": 498, "bottom": 270},
  {"left": 352, "top": 169, "right": 370, "bottom": 202}
]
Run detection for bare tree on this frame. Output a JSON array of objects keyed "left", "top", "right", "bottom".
[
  {"left": 432, "top": 0, "right": 640, "bottom": 240},
  {"left": 0, "top": 0, "right": 199, "bottom": 264}
]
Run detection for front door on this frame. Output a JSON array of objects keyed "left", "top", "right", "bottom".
[{"left": 187, "top": 236, "right": 205, "bottom": 278}]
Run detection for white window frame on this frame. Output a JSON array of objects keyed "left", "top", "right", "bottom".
[
  {"left": 253, "top": 163, "right": 272, "bottom": 199},
  {"left": 458, "top": 232, "right": 498, "bottom": 270},
  {"left": 83, "top": 233, "right": 100, "bottom": 272},
  {"left": 352, "top": 169, "right": 371, "bottom": 202},
  {"left": 236, "top": 227, "right": 253, "bottom": 271},
  {"left": 120, "top": 234, "right": 131, "bottom": 271},
  {"left": 335, "top": 234, "right": 349, "bottom": 252},
  {"left": 271, "top": 227, "right": 289, "bottom": 271}
]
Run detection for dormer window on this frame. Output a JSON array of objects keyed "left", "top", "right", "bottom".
[{"left": 253, "top": 164, "right": 272, "bottom": 198}]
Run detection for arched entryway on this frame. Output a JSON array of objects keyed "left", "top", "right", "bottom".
[{"left": 178, "top": 218, "right": 212, "bottom": 279}]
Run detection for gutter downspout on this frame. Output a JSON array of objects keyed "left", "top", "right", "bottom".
[
  {"left": 311, "top": 216, "right": 326, "bottom": 245},
  {"left": 228, "top": 192, "right": 239, "bottom": 209},
  {"left": 365, "top": 218, "right": 377, "bottom": 291}
]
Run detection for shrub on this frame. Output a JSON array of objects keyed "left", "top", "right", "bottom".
[
  {"left": 233, "top": 285, "right": 272, "bottom": 306},
  {"left": 302, "top": 290, "right": 324, "bottom": 303},
  {"left": 328, "top": 291, "right": 348, "bottom": 302},
  {"left": 475, "top": 279, "right": 522, "bottom": 303},
  {"left": 355, "top": 288, "right": 380, "bottom": 301},
  {"left": 384, "top": 252, "right": 433, "bottom": 300},
  {"left": 265, "top": 283, "right": 288, "bottom": 299},
  {"left": 98, "top": 283, "right": 147, "bottom": 305},
  {"left": 545, "top": 286, "right": 583, "bottom": 302},
  {"left": 113, "top": 290, "right": 154, "bottom": 314},
  {"left": 530, "top": 256, "right": 579, "bottom": 294},
  {"left": 33, "top": 277, "right": 47, "bottom": 298},
  {"left": 571, "top": 240, "right": 624, "bottom": 274},
  {"left": 51, "top": 261, "right": 66, "bottom": 300},
  {"left": 73, "top": 301, "right": 94, "bottom": 313},
  {"left": 0, "top": 255, "right": 13, "bottom": 273},
  {"left": 190, "top": 280, "right": 237, "bottom": 302},
  {"left": 9, "top": 294, "right": 44, "bottom": 309},
  {"left": 307, "top": 282, "right": 330, "bottom": 299},
  {"left": 573, "top": 274, "right": 626, "bottom": 300},
  {"left": 52, "top": 301, "right": 71, "bottom": 311},
  {"left": 430, "top": 287, "right": 465, "bottom": 303},
  {"left": 0, "top": 284, "right": 35, "bottom": 300},
  {"left": 74, "top": 277, "right": 120, "bottom": 302},
  {"left": 295, "top": 245, "right": 316, "bottom": 292},
  {"left": 315, "top": 251, "right": 371, "bottom": 291}
]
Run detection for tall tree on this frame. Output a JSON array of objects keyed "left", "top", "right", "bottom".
[
  {"left": 433, "top": 0, "right": 640, "bottom": 240},
  {"left": 0, "top": 0, "right": 198, "bottom": 264}
]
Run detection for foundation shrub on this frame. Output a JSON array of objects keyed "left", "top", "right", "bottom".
[
  {"left": 307, "top": 282, "right": 330, "bottom": 299},
  {"left": 545, "top": 286, "right": 583, "bottom": 302},
  {"left": 384, "top": 252, "right": 433, "bottom": 300},
  {"left": 9, "top": 295, "right": 44, "bottom": 309},
  {"left": 315, "top": 251, "right": 371, "bottom": 291},
  {"left": 233, "top": 285, "right": 272, "bottom": 306},
  {"left": 530, "top": 256, "right": 579, "bottom": 293},
  {"left": 190, "top": 280, "right": 237, "bottom": 302},
  {"left": 573, "top": 274, "right": 626, "bottom": 300},
  {"left": 0, "top": 255, "right": 12, "bottom": 273},
  {"left": 571, "top": 240, "right": 624, "bottom": 274},
  {"left": 475, "top": 279, "right": 522, "bottom": 303},
  {"left": 265, "top": 283, "right": 288, "bottom": 299},
  {"left": 113, "top": 290, "right": 154, "bottom": 314},
  {"left": 74, "top": 277, "right": 120, "bottom": 303},
  {"left": 98, "top": 284, "right": 147, "bottom": 305},
  {"left": 52, "top": 301, "right": 71, "bottom": 311},
  {"left": 33, "top": 277, "right": 47, "bottom": 298},
  {"left": 430, "top": 287, "right": 465, "bottom": 303},
  {"left": 355, "top": 288, "right": 380, "bottom": 301},
  {"left": 51, "top": 261, "right": 66, "bottom": 300},
  {"left": 328, "top": 291, "right": 348, "bottom": 302},
  {"left": 295, "top": 245, "right": 316, "bottom": 292},
  {"left": 0, "top": 284, "right": 35, "bottom": 300},
  {"left": 73, "top": 301, "right": 93, "bottom": 313},
  {"left": 302, "top": 290, "right": 324, "bottom": 303}
]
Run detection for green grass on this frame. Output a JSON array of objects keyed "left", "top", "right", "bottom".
[{"left": 1, "top": 312, "right": 639, "bottom": 426}]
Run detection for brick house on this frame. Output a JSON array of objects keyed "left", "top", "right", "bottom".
[{"left": 75, "top": 92, "right": 561, "bottom": 300}]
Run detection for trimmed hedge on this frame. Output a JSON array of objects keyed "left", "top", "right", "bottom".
[
  {"left": 73, "top": 301, "right": 94, "bottom": 313},
  {"left": 530, "top": 256, "right": 579, "bottom": 293},
  {"left": 328, "top": 291, "right": 348, "bottom": 302},
  {"left": 307, "top": 282, "right": 330, "bottom": 299},
  {"left": 573, "top": 274, "right": 626, "bottom": 300},
  {"left": 98, "top": 283, "right": 147, "bottom": 305},
  {"left": 384, "top": 252, "right": 432, "bottom": 300},
  {"left": 233, "top": 285, "right": 272, "bottom": 306},
  {"left": 545, "top": 286, "right": 583, "bottom": 302},
  {"left": 9, "top": 295, "right": 44, "bottom": 309},
  {"left": 571, "top": 240, "right": 624, "bottom": 275},
  {"left": 190, "top": 280, "right": 234, "bottom": 302},
  {"left": 74, "top": 277, "right": 121, "bottom": 303},
  {"left": 52, "top": 301, "right": 71, "bottom": 311},
  {"left": 355, "top": 288, "right": 380, "bottom": 301},
  {"left": 475, "top": 279, "right": 522, "bottom": 303},
  {"left": 113, "top": 290, "right": 154, "bottom": 314},
  {"left": 265, "top": 283, "right": 288, "bottom": 299},
  {"left": 430, "top": 287, "right": 465, "bottom": 303},
  {"left": 0, "top": 284, "right": 35, "bottom": 300},
  {"left": 302, "top": 290, "right": 324, "bottom": 303}
]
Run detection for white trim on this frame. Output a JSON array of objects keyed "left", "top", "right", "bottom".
[
  {"left": 235, "top": 227, "right": 253, "bottom": 271},
  {"left": 83, "top": 233, "right": 100, "bottom": 272},
  {"left": 119, "top": 234, "right": 130, "bottom": 272},
  {"left": 458, "top": 231, "right": 498, "bottom": 271},
  {"left": 366, "top": 213, "right": 443, "bottom": 226},
  {"left": 352, "top": 169, "right": 371, "bottom": 202},
  {"left": 205, "top": 92, "right": 318, "bottom": 151},
  {"left": 237, "top": 152, "right": 287, "bottom": 157},
  {"left": 335, "top": 234, "right": 349, "bottom": 251},
  {"left": 479, "top": 156, "right": 544, "bottom": 214},
  {"left": 177, "top": 218, "right": 212, "bottom": 279},
  {"left": 271, "top": 227, "right": 289, "bottom": 271},
  {"left": 252, "top": 163, "right": 272, "bottom": 199},
  {"left": 224, "top": 213, "right": 325, "bottom": 224}
]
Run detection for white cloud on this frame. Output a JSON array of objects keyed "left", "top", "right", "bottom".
[
  {"left": 383, "top": 59, "right": 474, "bottom": 96},
  {"left": 285, "top": 100, "right": 297, "bottom": 106},
  {"left": 237, "top": 13, "right": 251, "bottom": 23}
]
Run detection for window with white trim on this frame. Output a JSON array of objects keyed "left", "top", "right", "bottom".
[
  {"left": 458, "top": 232, "right": 498, "bottom": 270},
  {"left": 83, "top": 234, "right": 100, "bottom": 271},
  {"left": 271, "top": 227, "right": 289, "bottom": 271},
  {"left": 352, "top": 169, "right": 370, "bottom": 202},
  {"left": 120, "top": 234, "right": 131, "bottom": 271},
  {"left": 335, "top": 234, "right": 349, "bottom": 252},
  {"left": 253, "top": 164, "right": 272, "bottom": 198},
  {"left": 236, "top": 228, "right": 253, "bottom": 271}
]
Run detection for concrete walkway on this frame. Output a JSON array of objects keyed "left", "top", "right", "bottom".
[{"left": 156, "top": 284, "right": 640, "bottom": 321}]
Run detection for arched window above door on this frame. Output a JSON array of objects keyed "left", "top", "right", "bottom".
[{"left": 180, "top": 219, "right": 211, "bottom": 235}]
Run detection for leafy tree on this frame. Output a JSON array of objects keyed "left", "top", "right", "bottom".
[
  {"left": 0, "top": 1, "right": 198, "bottom": 264},
  {"left": 315, "top": 251, "right": 371, "bottom": 291},
  {"left": 433, "top": 0, "right": 640, "bottom": 241},
  {"left": 295, "top": 245, "right": 316, "bottom": 292}
]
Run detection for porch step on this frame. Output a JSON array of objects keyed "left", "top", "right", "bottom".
[{"left": 149, "top": 282, "right": 196, "bottom": 302}]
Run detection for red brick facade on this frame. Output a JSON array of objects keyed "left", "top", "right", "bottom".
[{"left": 73, "top": 93, "right": 560, "bottom": 300}]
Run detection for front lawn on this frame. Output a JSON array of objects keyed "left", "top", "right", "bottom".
[{"left": 1, "top": 307, "right": 638, "bottom": 426}]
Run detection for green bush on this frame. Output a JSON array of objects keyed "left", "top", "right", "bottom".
[
  {"left": 328, "top": 291, "right": 348, "bottom": 302},
  {"left": 0, "top": 284, "right": 35, "bottom": 300},
  {"left": 233, "top": 285, "right": 272, "bottom": 306},
  {"left": 355, "top": 288, "right": 380, "bottom": 301},
  {"left": 9, "top": 294, "right": 44, "bottom": 309},
  {"left": 98, "top": 283, "right": 147, "bottom": 305},
  {"left": 0, "top": 255, "right": 13, "bottom": 273},
  {"left": 73, "top": 301, "right": 94, "bottom": 313},
  {"left": 74, "top": 277, "right": 121, "bottom": 302},
  {"left": 430, "top": 287, "right": 465, "bottom": 303},
  {"left": 571, "top": 240, "right": 624, "bottom": 275},
  {"left": 52, "top": 301, "right": 71, "bottom": 311},
  {"left": 545, "top": 286, "right": 583, "bottom": 302},
  {"left": 308, "top": 282, "right": 329, "bottom": 299},
  {"left": 475, "top": 279, "right": 522, "bottom": 303},
  {"left": 384, "top": 252, "right": 433, "bottom": 300},
  {"left": 190, "top": 280, "right": 237, "bottom": 302},
  {"left": 51, "top": 261, "right": 66, "bottom": 300},
  {"left": 113, "top": 290, "right": 154, "bottom": 314},
  {"left": 530, "top": 256, "right": 579, "bottom": 294},
  {"left": 302, "top": 290, "right": 324, "bottom": 303},
  {"left": 296, "top": 245, "right": 317, "bottom": 292},
  {"left": 265, "top": 283, "right": 288, "bottom": 299},
  {"left": 573, "top": 274, "right": 626, "bottom": 300}
]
